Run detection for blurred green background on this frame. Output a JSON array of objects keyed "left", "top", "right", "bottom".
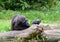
[{"left": 0, "top": 0, "right": 60, "bottom": 32}]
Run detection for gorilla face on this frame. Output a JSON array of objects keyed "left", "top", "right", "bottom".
[
  {"left": 21, "top": 19, "right": 30, "bottom": 27},
  {"left": 17, "top": 19, "right": 30, "bottom": 28}
]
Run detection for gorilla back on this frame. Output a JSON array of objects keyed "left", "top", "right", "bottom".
[{"left": 11, "top": 14, "right": 30, "bottom": 30}]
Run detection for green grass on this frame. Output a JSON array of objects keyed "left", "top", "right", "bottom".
[
  {"left": 0, "top": 20, "right": 11, "bottom": 32},
  {"left": 0, "top": 1, "right": 60, "bottom": 32}
]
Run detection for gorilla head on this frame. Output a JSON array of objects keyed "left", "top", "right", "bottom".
[
  {"left": 11, "top": 14, "right": 41, "bottom": 31},
  {"left": 11, "top": 14, "right": 30, "bottom": 30},
  {"left": 32, "top": 19, "right": 41, "bottom": 25}
]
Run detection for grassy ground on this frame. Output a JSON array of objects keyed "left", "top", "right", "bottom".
[
  {"left": 0, "top": 20, "right": 10, "bottom": 32},
  {"left": 0, "top": 1, "right": 60, "bottom": 32}
]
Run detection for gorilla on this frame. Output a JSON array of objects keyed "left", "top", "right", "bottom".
[
  {"left": 11, "top": 14, "right": 30, "bottom": 30},
  {"left": 11, "top": 14, "right": 41, "bottom": 30},
  {"left": 32, "top": 19, "right": 41, "bottom": 25}
]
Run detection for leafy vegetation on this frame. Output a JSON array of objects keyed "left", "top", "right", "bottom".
[{"left": 0, "top": 0, "right": 56, "bottom": 10}]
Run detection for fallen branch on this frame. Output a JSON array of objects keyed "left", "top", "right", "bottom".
[
  {"left": 44, "top": 29, "right": 60, "bottom": 42},
  {"left": 0, "top": 24, "right": 43, "bottom": 42},
  {"left": 0, "top": 24, "right": 60, "bottom": 42},
  {"left": 39, "top": 24, "right": 60, "bottom": 30}
]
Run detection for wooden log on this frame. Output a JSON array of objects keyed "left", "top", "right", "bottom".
[
  {"left": 44, "top": 29, "right": 60, "bottom": 42},
  {"left": 40, "top": 24, "right": 60, "bottom": 42},
  {"left": 0, "top": 24, "right": 60, "bottom": 42},
  {"left": 39, "top": 24, "right": 60, "bottom": 30},
  {"left": 0, "top": 24, "right": 43, "bottom": 42}
]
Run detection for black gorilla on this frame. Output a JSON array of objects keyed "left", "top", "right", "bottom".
[
  {"left": 11, "top": 14, "right": 41, "bottom": 30},
  {"left": 11, "top": 14, "right": 30, "bottom": 30},
  {"left": 32, "top": 19, "right": 41, "bottom": 25}
]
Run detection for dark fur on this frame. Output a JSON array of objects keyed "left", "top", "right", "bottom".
[
  {"left": 11, "top": 14, "right": 30, "bottom": 30},
  {"left": 32, "top": 19, "right": 41, "bottom": 24},
  {"left": 11, "top": 14, "right": 41, "bottom": 30}
]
